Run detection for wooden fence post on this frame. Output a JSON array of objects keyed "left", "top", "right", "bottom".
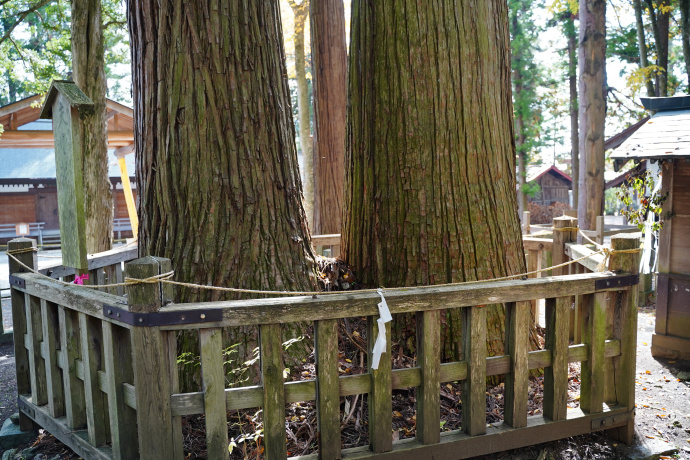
[
  {"left": 522, "top": 211, "right": 531, "bottom": 235},
  {"left": 7, "top": 238, "right": 38, "bottom": 431},
  {"left": 125, "top": 256, "right": 176, "bottom": 459},
  {"left": 606, "top": 234, "right": 640, "bottom": 444},
  {"left": 552, "top": 216, "right": 576, "bottom": 276},
  {"left": 595, "top": 216, "right": 605, "bottom": 245}
]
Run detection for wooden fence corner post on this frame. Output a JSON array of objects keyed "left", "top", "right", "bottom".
[
  {"left": 125, "top": 256, "right": 175, "bottom": 459},
  {"left": 552, "top": 216, "right": 576, "bottom": 277},
  {"left": 7, "top": 238, "right": 38, "bottom": 431},
  {"left": 522, "top": 211, "right": 531, "bottom": 235},
  {"left": 606, "top": 234, "right": 640, "bottom": 445}
]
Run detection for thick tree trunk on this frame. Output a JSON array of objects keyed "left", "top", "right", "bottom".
[
  {"left": 516, "top": 118, "right": 528, "bottom": 215},
  {"left": 645, "top": 0, "right": 669, "bottom": 97},
  {"left": 682, "top": 0, "right": 690, "bottom": 91},
  {"left": 289, "top": 0, "right": 315, "bottom": 227},
  {"left": 633, "top": 0, "right": 656, "bottom": 97},
  {"left": 577, "top": 0, "right": 606, "bottom": 231},
  {"left": 128, "top": 0, "right": 318, "bottom": 389},
  {"left": 72, "top": 0, "right": 113, "bottom": 253},
  {"left": 343, "top": 0, "right": 530, "bottom": 360},
  {"left": 567, "top": 17, "right": 579, "bottom": 208},
  {"left": 310, "top": 0, "right": 347, "bottom": 235}
]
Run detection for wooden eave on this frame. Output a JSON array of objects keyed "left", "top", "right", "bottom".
[{"left": 39, "top": 80, "right": 94, "bottom": 119}]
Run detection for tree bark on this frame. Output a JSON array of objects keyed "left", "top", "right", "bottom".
[
  {"left": 680, "top": 0, "right": 690, "bottom": 91},
  {"left": 644, "top": 0, "right": 669, "bottom": 97},
  {"left": 72, "top": 0, "right": 113, "bottom": 253},
  {"left": 566, "top": 16, "right": 579, "bottom": 208},
  {"left": 633, "top": 0, "right": 656, "bottom": 97},
  {"left": 577, "top": 0, "right": 606, "bottom": 231},
  {"left": 288, "top": 0, "right": 315, "bottom": 228},
  {"left": 310, "top": 0, "right": 347, "bottom": 235},
  {"left": 343, "top": 0, "right": 531, "bottom": 359}
]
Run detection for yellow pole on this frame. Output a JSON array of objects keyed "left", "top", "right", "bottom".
[{"left": 117, "top": 155, "right": 139, "bottom": 237}]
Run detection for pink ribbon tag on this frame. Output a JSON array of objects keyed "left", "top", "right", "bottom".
[{"left": 74, "top": 274, "right": 90, "bottom": 285}]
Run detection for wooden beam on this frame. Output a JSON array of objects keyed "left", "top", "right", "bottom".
[
  {"left": 117, "top": 156, "right": 138, "bottom": 236},
  {"left": 0, "top": 130, "right": 133, "bottom": 148},
  {"left": 114, "top": 144, "right": 134, "bottom": 158}
]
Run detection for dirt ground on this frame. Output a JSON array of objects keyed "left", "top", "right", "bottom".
[{"left": 0, "top": 304, "right": 689, "bottom": 459}]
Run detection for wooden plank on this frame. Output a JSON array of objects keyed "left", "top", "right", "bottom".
[
  {"left": 159, "top": 272, "right": 615, "bottom": 330},
  {"left": 25, "top": 293, "right": 48, "bottom": 406},
  {"left": 38, "top": 245, "right": 138, "bottom": 279},
  {"left": 580, "top": 293, "right": 606, "bottom": 414},
  {"left": 58, "top": 306, "right": 86, "bottom": 429},
  {"left": 125, "top": 257, "right": 175, "bottom": 459},
  {"left": 261, "top": 323, "right": 287, "bottom": 460},
  {"left": 315, "top": 319, "right": 341, "bottom": 459},
  {"left": 462, "top": 306, "right": 486, "bottom": 436},
  {"left": 41, "top": 299, "right": 64, "bottom": 417},
  {"left": 166, "top": 331, "right": 185, "bottom": 459},
  {"left": 79, "top": 312, "right": 108, "bottom": 446},
  {"left": 200, "top": 328, "right": 229, "bottom": 460},
  {"left": 566, "top": 243, "right": 606, "bottom": 273},
  {"left": 522, "top": 237, "right": 553, "bottom": 252},
  {"left": 543, "top": 297, "right": 569, "bottom": 421},
  {"left": 504, "top": 302, "right": 529, "bottom": 428},
  {"left": 368, "top": 316, "right": 392, "bottom": 452},
  {"left": 102, "top": 321, "right": 138, "bottom": 460},
  {"left": 416, "top": 310, "right": 440, "bottom": 444},
  {"left": 311, "top": 234, "right": 341, "bottom": 246},
  {"left": 116, "top": 156, "right": 139, "bottom": 236},
  {"left": 552, "top": 217, "right": 576, "bottom": 276},
  {"left": 658, "top": 160, "right": 674, "bottom": 274}
]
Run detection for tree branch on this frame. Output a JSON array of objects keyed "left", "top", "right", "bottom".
[{"left": 0, "top": 0, "right": 53, "bottom": 46}]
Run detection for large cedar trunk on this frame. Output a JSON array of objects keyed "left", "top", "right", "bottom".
[
  {"left": 310, "top": 0, "right": 347, "bottom": 235},
  {"left": 128, "top": 0, "right": 318, "bottom": 387},
  {"left": 343, "top": 0, "right": 530, "bottom": 359},
  {"left": 577, "top": 0, "right": 606, "bottom": 231},
  {"left": 72, "top": 0, "right": 113, "bottom": 253}
]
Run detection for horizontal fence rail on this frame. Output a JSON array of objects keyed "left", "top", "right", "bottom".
[{"left": 7, "top": 227, "right": 641, "bottom": 460}]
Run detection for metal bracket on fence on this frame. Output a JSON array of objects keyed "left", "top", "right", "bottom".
[
  {"left": 103, "top": 304, "right": 223, "bottom": 327},
  {"left": 594, "top": 274, "right": 639, "bottom": 291},
  {"left": 18, "top": 398, "right": 35, "bottom": 419},
  {"left": 9, "top": 275, "right": 25, "bottom": 289}
]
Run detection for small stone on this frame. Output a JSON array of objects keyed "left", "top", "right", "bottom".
[
  {"left": 677, "top": 371, "right": 690, "bottom": 381},
  {"left": 9, "top": 413, "right": 18, "bottom": 425}
]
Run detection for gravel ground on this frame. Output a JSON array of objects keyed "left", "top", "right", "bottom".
[{"left": 0, "top": 341, "right": 17, "bottom": 426}]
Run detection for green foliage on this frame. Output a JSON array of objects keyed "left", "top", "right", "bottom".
[
  {"left": 522, "top": 181, "right": 541, "bottom": 199},
  {"left": 510, "top": 0, "right": 545, "bottom": 161},
  {"left": 607, "top": 25, "right": 642, "bottom": 63},
  {"left": 0, "top": 0, "right": 129, "bottom": 106},
  {"left": 615, "top": 165, "right": 671, "bottom": 231}
]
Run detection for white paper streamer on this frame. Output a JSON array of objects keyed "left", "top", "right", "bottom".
[
  {"left": 640, "top": 161, "right": 662, "bottom": 274},
  {"left": 371, "top": 289, "right": 392, "bottom": 370}
]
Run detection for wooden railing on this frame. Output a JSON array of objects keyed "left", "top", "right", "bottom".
[{"left": 7, "top": 230, "right": 640, "bottom": 459}]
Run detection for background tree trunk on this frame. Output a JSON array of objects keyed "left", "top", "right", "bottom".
[
  {"left": 644, "top": 0, "right": 669, "bottom": 97},
  {"left": 633, "top": 0, "right": 656, "bottom": 97},
  {"left": 343, "top": 0, "right": 532, "bottom": 359},
  {"left": 680, "top": 0, "right": 690, "bottom": 91},
  {"left": 566, "top": 16, "right": 579, "bottom": 208},
  {"left": 72, "top": 0, "right": 112, "bottom": 253},
  {"left": 128, "top": 0, "right": 318, "bottom": 389},
  {"left": 310, "top": 0, "right": 347, "bottom": 235},
  {"left": 288, "top": 0, "right": 315, "bottom": 227},
  {"left": 577, "top": 0, "right": 606, "bottom": 231}
]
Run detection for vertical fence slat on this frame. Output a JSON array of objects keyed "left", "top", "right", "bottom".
[
  {"left": 26, "top": 293, "right": 48, "bottom": 406},
  {"left": 416, "top": 310, "right": 440, "bottom": 444},
  {"left": 79, "top": 312, "right": 108, "bottom": 446},
  {"left": 367, "top": 316, "right": 392, "bottom": 452},
  {"left": 103, "top": 321, "right": 138, "bottom": 460},
  {"left": 115, "top": 263, "right": 125, "bottom": 297},
  {"left": 41, "top": 299, "right": 64, "bottom": 417},
  {"left": 261, "top": 323, "right": 287, "bottom": 460},
  {"left": 58, "top": 306, "right": 86, "bottom": 429},
  {"left": 315, "top": 319, "right": 341, "bottom": 459},
  {"left": 606, "top": 234, "right": 641, "bottom": 444},
  {"left": 126, "top": 257, "right": 175, "bottom": 459},
  {"left": 527, "top": 249, "right": 539, "bottom": 324},
  {"left": 166, "top": 331, "right": 185, "bottom": 459},
  {"left": 462, "top": 306, "right": 486, "bottom": 436},
  {"left": 200, "top": 328, "right": 229, "bottom": 460},
  {"left": 504, "top": 301, "right": 530, "bottom": 428},
  {"left": 580, "top": 293, "right": 606, "bottom": 414},
  {"left": 543, "top": 296, "right": 569, "bottom": 421}
]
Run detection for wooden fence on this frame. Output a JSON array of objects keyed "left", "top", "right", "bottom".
[{"left": 6, "top": 222, "right": 640, "bottom": 460}]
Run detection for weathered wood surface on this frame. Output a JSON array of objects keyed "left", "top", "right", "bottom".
[
  {"left": 416, "top": 310, "right": 440, "bottom": 444},
  {"left": 8, "top": 239, "right": 35, "bottom": 429},
  {"left": 79, "top": 312, "right": 108, "bottom": 446},
  {"left": 504, "top": 301, "right": 530, "bottom": 428},
  {"left": 462, "top": 306, "right": 486, "bottom": 436},
  {"left": 552, "top": 217, "right": 576, "bottom": 276},
  {"left": 26, "top": 294, "right": 48, "bottom": 406},
  {"left": 58, "top": 305, "right": 86, "bottom": 429},
  {"left": 580, "top": 293, "right": 607, "bottom": 414},
  {"left": 315, "top": 319, "right": 341, "bottom": 459},
  {"left": 102, "top": 322, "right": 137, "bottom": 460},
  {"left": 311, "top": 234, "right": 341, "bottom": 247},
  {"left": 41, "top": 299, "right": 64, "bottom": 417},
  {"left": 368, "top": 317, "right": 392, "bottom": 453},
  {"left": 159, "top": 272, "right": 618, "bottom": 330},
  {"left": 566, "top": 243, "right": 605, "bottom": 273},
  {"left": 261, "top": 323, "right": 287, "bottom": 460},
  {"left": 523, "top": 237, "right": 553, "bottom": 252},
  {"left": 200, "top": 328, "right": 229, "bottom": 460},
  {"left": 543, "top": 297, "right": 569, "bottom": 421},
  {"left": 38, "top": 244, "right": 136, "bottom": 279}
]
